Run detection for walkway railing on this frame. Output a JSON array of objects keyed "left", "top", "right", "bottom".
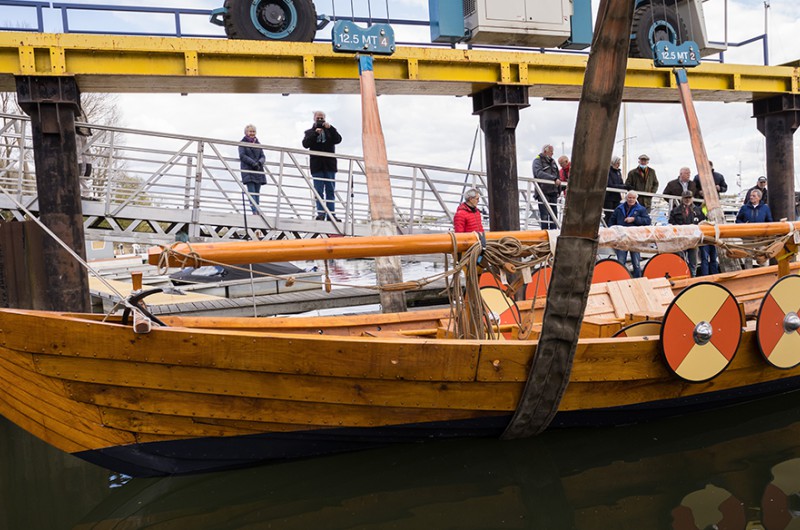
[{"left": 0, "top": 112, "right": 745, "bottom": 244}]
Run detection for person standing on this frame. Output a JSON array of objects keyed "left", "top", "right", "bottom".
[
  {"left": 693, "top": 160, "right": 727, "bottom": 199},
  {"left": 302, "top": 110, "right": 343, "bottom": 221},
  {"left": 668, "top": 190, "right": 705, "bottom": 276},
  {"left": 610, "top": 191, "right": 651, "bottom": 278},
  {"left": 532, "top": 144, "right": 560, "bottom": 229},
  {"left": 744, "top": 176, "right": 769, "bottom": 205},
  {"left": 238, "top": 123, "right": 266, "bottom": 214},
  {"left": 604, "top": 155, "right": 625, "bottom": 226},
  {"left": 698, "top": 202, "right": 720, "bottom": 276},
  {"left": 662, "top": 167, "right": 698, "bottom": 204},
  {"left": 557, "top": 155, "right": 570, "bottom": 187},
  {"left": 736, "top": 188, "right": 773, "bottom": 224},
  {"left": 453, "top": 188, "right": 484, "bottom": 233},
  {"left": 625, "top": 154, "right": 658, "bottom": 212}
]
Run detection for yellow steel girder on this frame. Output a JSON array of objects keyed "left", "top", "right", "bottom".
[{"left": 0, "top": 31, "right": 797, "bottom": 102}]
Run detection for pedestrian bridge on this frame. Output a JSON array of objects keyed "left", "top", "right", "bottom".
[{"left": 0, "top": 112, "right": 746, "bottom": 245}]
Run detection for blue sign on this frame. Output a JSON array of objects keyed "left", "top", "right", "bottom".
[
  {"left": 653, "top": 40, "right": 701, "bottom": 68},
  {"left": 332, "top": 20, "right": 395, "bottom": 55}
]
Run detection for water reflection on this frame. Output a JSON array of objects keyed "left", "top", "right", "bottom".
[{"left": 4, "top": 390, "right": 800, "bottom": 529}]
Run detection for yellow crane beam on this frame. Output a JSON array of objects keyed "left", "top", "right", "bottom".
[{"left": 0, "top": 32, "right": 797, "bottom": 102}]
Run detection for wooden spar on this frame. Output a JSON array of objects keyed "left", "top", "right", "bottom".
[
  {"left": 502, "top": 0, "right": 637, "bottom": 439},
  {"left": 674, "top": 69, "right": 722, "bottom": 223},
  {"left": 358, "top": 55, "right": 406, "bottom": 313},
  {"left": 149, "top": 222, "right": 800, "bottom": 267}
]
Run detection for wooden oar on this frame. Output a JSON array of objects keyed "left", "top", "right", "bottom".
[{"left": 149, "top": 222, "right": 800, "bottom": 267}]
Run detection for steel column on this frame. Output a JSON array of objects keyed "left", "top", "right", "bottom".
[
  {"left": 754, "top": 95, "right": 800, "bottom": 223},
  {"left": 15, "top": 75, "right": 90, "bottom": 312},
  {"left": 472, "top": 85, "right": 530, "bottom": 231}
]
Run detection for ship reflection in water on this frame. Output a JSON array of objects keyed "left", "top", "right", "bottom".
[{"left": 4, "top": 390, "right": 800, "bottom": 529}]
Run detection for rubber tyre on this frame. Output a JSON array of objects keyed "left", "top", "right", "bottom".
[
  {"left": 629, "top": 3, "right": 688, "bottom": 59},
  {"left": 223, "top": 0, "right": 317, "bottom": 42}
]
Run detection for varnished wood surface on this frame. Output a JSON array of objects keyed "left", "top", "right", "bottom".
[{"left": 0, "top": 267, "right": 799, "bottom": 457}]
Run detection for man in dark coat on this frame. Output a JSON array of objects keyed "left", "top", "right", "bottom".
[
  {"left": 625, "top": 154, "right": 658, "bottom": 212},
  {"left": 303, "top": 110, "right": 343, "bottom": 220},
  {"left": 610, "top": 191, "right": 652, "bottom": 278},
  {"left": 662, "top": 167, "right": 698, "bottom": 205},
  {"left": 693, "top": 160, "right": 727, "bottom": 199},
  {"left": 743, "top": 176, "right": 769, "bottom": 205},
  {"left": 532, "top": 143, "right": 561, "bottom": 229},
  {"left": 668, "top": 190, "right": 705, "bottom": 276}
]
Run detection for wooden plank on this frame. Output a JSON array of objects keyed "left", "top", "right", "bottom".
[
  {"left": 0, "top": 310, "right": 481, "bottom": 382},
  {"left": 66, "top": 382, "right": 496, "bottom": 428},
  {"left": 33, "top": 355, "right": 520, "bottom": 411}
]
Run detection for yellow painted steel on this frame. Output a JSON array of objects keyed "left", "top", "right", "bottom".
[{"left": 0, "top": 31, "right": 797, "bottom": 102}]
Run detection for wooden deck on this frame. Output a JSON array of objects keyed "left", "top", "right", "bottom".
[{"left": 89, "top": 276, "right": 448, "bottom": 317}]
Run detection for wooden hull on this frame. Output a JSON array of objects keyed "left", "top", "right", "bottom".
[{"left": 3, "top": 266, "right": 800, "bottom": 476}]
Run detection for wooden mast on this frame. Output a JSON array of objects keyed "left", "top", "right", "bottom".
[
  {"left": 358, "top": 55, "right": 407, "bottom": 313},
  {"left": 502, "top": 0, "right": 637, "bottom": 439}
]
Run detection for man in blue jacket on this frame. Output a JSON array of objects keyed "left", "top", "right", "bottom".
[
  {"left": 736, "top": 188, "right": 773, "bottom": 224},
  {"left": 611, "top": 191, "right": 652, "bottom": 278}
]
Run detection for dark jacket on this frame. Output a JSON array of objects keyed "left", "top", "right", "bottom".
[
  {"left": 744, "top": 185, "right": 768, "bottom": 205},
  {"left": 662, "top": 178, "right": 698, "bottom": 199},
  {"left": 625, "top": 166, "right": 658, "bottom": 210},
  {"left": 668, "top": 202, "right": 705, "bottom": 225},
  {"left": 238, "top": 137, "right": 266, "bottom": 185},
  {"left": 736, "top": 202, "right": 773, "bottom": 224},
  {"left": 610, "top": 201, "right": 651, "bottom": 227},
  {"left": 302, "top": 124, "right": 343, "bottom": 173},
  {"left": 453, "top": 202, "right": 484, "bottom": 233},
  {"left": 604, "top": 166, "right": 625, "bottom": 212},
  {"left": 532, "top": 154, "right": 560, "bottom": 196},
  {"left": 693, "top": 170, "right": 727, "bottom": 197}
]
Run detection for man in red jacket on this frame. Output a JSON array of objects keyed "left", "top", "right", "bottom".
[{"left": 453, "top": 188, "right": 485, "bottom": 233}]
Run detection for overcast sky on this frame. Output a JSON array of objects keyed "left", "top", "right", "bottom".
[{"left": 8, "top": 0, "right": 800, "bottom": 195}]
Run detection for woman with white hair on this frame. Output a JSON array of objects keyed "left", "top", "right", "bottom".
[
  {"left": 238, "top": 123, "right": 266, "bottom": 214},
  {"left": 604, "top": 155, "right": 625, "bottom": 225}
]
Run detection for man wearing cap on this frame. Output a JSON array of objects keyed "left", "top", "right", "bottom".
[
  {"left": 744, "top": 176, "right": 769, "bottom": 205},
  {"left": 625, "top": 154, "right": 658, "bottom": 212},
  {"left": 693, "top": 161, "right": 727, "bottom": 199},
  {"left": 662, "top": 167, "right": 698, "bottom": 205},
  {"left": 668, "top": 190, "right": 705, "bottom": 276}
]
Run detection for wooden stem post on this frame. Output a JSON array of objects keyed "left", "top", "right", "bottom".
[{"left": 358, "top": 55, "right": 406, "bottom": 313}]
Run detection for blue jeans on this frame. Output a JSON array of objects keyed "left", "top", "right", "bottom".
[
  {"left": 312, "top": 170, "right": 336, "bottom": 216},
  {"left": 244, "top": 182, "right": 261, "bottom": 214},
  {"left": 684, "top": 248, "right": 698, "bottom": 277},
  {"left": 615, "top": 249, "right": 642, "bottom": 277},
  {"left": 699, "top": 245, "right": 719, "bottom": 276}
]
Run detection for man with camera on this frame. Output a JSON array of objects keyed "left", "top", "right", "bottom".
[{"left": 303, "top": 110, "right": 343, "bottom": 221}]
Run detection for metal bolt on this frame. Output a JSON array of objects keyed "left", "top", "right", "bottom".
[
  {"left": 693, "top": 321, "right": 713, "bottom": 346},
  {"left": 784, "top": 312, "right": 800, "bottom": 333}
]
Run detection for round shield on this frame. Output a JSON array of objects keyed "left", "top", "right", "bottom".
[
  {"left": 643, "top": 253, "right": 691, "bottom": 280},
  {"left": 591, "top": 258, "right": 631, "bottom": 283},
  {"left": 762, "top": 459, "right": 800, "bottom": 530},
  {"left": 480, "top": 285, "right": 521, "bottom": 339},
  {"left": 661, "top": 282, "right": 741, "bottom": 382},
  {"left": 757, "top": 275, "right": 800, "bottom": 369},
  {"left": 479, "top": 271, "right": 505, "bottom": 290},
  {"left": 671, "top": 485, "right": 745, "bottom": 530},
  {"left": 524, "top": 265, "right": 552, "bottom": 299},
  {"left": 613, "top": 320, "right": 662, "bottom": 338}
]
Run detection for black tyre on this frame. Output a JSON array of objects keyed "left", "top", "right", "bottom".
[
  {"left": 629, "top": 3, "right": 689, "bottom": 59},
  {"left": 223, "top": 0, "right": 317, "bottom": 42}
]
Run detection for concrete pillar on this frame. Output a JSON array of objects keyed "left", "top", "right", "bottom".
[
  {"left": 15, "top": 76, "right": 90, "bottom": 312},
  {"left": 472, "top": 85, "right": 530, "bottom": 231},
  {"left": 754, "top": 95, "right": 800, "bottom": 222}
]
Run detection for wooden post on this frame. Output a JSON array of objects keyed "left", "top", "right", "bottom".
[
  {"left": 15, "top": 76, "right": 90, "bottom": 312},
  {"left": 0, "top": 220, "right": 48, "bottom": 309},
  {"left": 471, "top": 86, "right": 530, "bottom": 231},
  {"left": 358, "top": 55, "right": 406, "bottom": 313},
  {"left": 503, "top": 0, "right": 636, "bottom": 439}
]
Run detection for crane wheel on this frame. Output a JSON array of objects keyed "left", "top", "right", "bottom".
[
  {"left": 222, "top": 0, "right": 317, "bottom": 42},
  {"left": 629, "top": 3, "right": 688, "bottom": 59}
]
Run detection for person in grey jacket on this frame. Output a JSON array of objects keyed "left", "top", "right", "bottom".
[
  {"left": 238, "top": 123, "right": 266, "bottom": 214},
  {"left": 532, "top": 144, "right": 561, "bottom": 229}
]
